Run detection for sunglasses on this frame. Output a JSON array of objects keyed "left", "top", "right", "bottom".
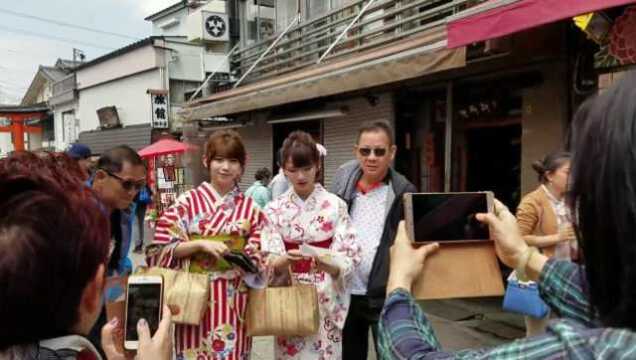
[
  {"left": 358, "top": 147, "right": 387, "bottom": 157},
  {"left": 101, "top": 169, "right": 146, "bottom": 192}
]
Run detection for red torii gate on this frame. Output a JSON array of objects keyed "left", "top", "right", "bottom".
[{"left": 0, "top": 104, "right": 49, "bottom": 152}]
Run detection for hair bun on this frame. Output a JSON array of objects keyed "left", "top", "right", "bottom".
[{"left": 531, "top": 160, "right": 545, "bottom": 175}]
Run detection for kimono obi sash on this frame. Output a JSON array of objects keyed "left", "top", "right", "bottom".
[
  {"left": 189, "top": 234, "right": 246, "bottom": 273},
  {"left": 283, "top": 238, "right": 333, "bottom": 274}
]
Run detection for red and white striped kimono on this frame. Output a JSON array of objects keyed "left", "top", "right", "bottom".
[{"left": 147, "top": 182, "right": 265, "bottom": 360}]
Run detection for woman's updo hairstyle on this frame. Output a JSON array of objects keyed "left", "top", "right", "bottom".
[
  {"left": 281, "top": 131, "right": 320, "bottom": 170},
  {"left": 531, "top": 151, "right": 571, "bottom": 184}
]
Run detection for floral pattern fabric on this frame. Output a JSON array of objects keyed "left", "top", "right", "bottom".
[
  {"left": 147, "top": 182, "right": 265, "bottom": 360},
  {"left": 261, "top": 185, "right": 362, "bottom": 360}
]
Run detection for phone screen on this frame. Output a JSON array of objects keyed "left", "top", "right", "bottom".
[
  {"left": 125, "top": 283, "right": 162, "bottom": 341},
  {"left": 411, "top": 193, "right": 489, "bottom": 242}
]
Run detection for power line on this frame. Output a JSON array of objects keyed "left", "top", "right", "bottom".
[
  {"left": 0, "top": 7, "right": 140, "bottom": 41},
  {"left": 0, "top": 24, "right": 117, "bottom": 51}
]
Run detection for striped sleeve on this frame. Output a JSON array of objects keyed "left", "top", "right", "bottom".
[
  {"left": 539, "top": 259, "right": 594, "bottom": 326},
  {"left": 242, "top": 196, "right": 266, "bottom": 274},
  {"left": 145, "top": 191, "right": 194, "bottom": 268}
]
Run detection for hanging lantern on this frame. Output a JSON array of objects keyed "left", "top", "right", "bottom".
[{"left": 609, "top": 6, "right": 636, "bottom": 65}]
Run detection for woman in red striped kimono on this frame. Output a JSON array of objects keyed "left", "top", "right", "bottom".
[{"left": 146, "top": 130, "right": 266, "bottom": 360}]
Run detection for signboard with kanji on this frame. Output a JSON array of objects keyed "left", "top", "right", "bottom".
[{"left": 150, "top": 92, "right": 169, "bottom": 129}]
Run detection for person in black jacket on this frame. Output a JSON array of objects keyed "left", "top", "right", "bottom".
[{"left": 330, "top": 120, "right": 416, "bottom": 359}]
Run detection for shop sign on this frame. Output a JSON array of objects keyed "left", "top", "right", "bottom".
[{"left": 150, "top": 92, "right": 169, "bottom": 129}]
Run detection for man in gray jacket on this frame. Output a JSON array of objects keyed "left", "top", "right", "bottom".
[{"left": 330, "top": 120, "right": 416, "bottom": 359}]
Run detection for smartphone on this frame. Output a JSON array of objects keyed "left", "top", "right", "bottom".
[
  {"left": 224, "top": 251, "right": 259, "bottom": 273},
  {"left": 404, "top": 192, "right": 494, "bottom": 243},
  {"left": 124, "top": 275, "right": 163, "bottom": 350}
]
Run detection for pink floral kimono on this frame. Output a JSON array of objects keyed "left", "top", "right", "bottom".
[
  {"left": 261, "top": 184, "right": 361, "bottom": 360},
  {"left": 147, "top": 182, "right": 266, "bottom": 360}
]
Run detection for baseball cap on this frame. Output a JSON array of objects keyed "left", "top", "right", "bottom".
[{"left": 66, "top": 143, "right": 92, "bottom": 160}]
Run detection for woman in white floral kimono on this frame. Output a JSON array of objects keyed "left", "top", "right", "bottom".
[
  {"left": 147, "top": 130, "right": 266, "bottom": 360},
  {"left": 261, "top": 131, "right": 361, "bottom": 360}
]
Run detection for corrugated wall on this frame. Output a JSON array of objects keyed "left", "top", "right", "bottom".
[
  {"left": 323, "top": 93, "right": 395, "bottom": 189},
  {"left": 78, "top": 124, "right": 151, "bottom": 155},
  {"left": 234, "top": 93, "right": 394, "bottom": 192},
  {"left": 237, "top": 116, "right": 273, "bottom": 191}
]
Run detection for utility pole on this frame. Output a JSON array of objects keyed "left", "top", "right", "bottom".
[{"left": 73, "top": 48, "right": 86, "bottom": 63}]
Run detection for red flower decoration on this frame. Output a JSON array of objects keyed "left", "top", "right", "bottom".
[
  {"left": 320, "top": 221, "right": 334, "bottom": 233},
  {"left": 212, "top": 339, "right": 225, "bottom": 352},
  {"left": 287, "top": 345, "right": 299, "bottom": 356},
  {"left": 610, "top": 6, "right": 636, "bottom": 65}
]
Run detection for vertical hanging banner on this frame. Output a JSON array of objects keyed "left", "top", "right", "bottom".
[{"left": 148, "top": 89, "right": 169, "bottom": 129}]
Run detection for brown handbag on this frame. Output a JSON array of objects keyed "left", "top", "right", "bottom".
[
  {"left": 245, "top": 267, "right": 320, "bottom": 337},
  {"left": 139, "top": 259, "right": 209, "bottom": 326}
]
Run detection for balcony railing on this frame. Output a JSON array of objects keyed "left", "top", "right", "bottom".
[
  {"left": 231, "top": 0, "right": 486, "bottom": 85},
  {"left": 52, "top": 74, "right": 77, "bottom": 96}
]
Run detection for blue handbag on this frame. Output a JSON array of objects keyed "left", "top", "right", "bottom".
[{"left": 502, "top": 279, "right": 550, "bottom": 319}]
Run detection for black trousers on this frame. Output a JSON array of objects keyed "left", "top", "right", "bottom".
[{"left": 343, "top": 295, "right": 380, "bottom": 360}]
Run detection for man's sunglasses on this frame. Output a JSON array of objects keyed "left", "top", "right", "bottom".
[
  {"left": 100, "top": 169, "right": 146, "bottom": 192},
  {"left": 358, "top": 147, "right": 387, "bottom": 157}
]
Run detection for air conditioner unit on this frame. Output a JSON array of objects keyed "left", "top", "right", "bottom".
[
  {"left": 187, "top": 10, "right": 229, "bottom": 43},
  {"left": 97, "top": 106, "right": 121, "bottom": 129}
]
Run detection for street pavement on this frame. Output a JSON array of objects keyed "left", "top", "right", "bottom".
[{"left": 130, "top": 224, "right": 525, "bottom": 359}]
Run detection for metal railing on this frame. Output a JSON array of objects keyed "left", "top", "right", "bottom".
[
  {"left": 230, "top": 0, "right": 486, "bottom": 85},
  {"left": 52, "top": 74, "right": 77, "bottom": 96}
]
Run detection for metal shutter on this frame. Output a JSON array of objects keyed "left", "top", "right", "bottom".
[
  {"left": 323, "top": 93, "right": 395, "bottom": 189},
  {"left": 237, "top": 119, "right": 273, "bottom": 190}
]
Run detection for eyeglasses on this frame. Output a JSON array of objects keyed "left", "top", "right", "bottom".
[
  {"left": 100, "top": 169, "right": 146, "bottom": 192},
  {"left": 357, "top": 147, "right": 387, "bottom": 157}
]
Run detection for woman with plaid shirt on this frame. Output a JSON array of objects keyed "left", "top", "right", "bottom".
[{"left": 378, "top": 71, "right": 636, "bottom": 359}]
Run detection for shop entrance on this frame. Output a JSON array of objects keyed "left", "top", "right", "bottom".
[
  {"left": 452, "top": 85, "right": 523, "bottom": 210},
  {"left": 463, "top": 124, "right": 521, "bottom": 210}
]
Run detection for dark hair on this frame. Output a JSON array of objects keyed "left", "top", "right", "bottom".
[
  {"left": 531, "top": 151, "right": 571, "bottom": 183},
  {"left": 567, "top": 70, "right": 636, "bottom": 329},
  {"left": 281, "top": 131, "right": 320, "bottom": 169},
  {"left": 356, "top": 120, "right": 394, "bottom": 145},
  {"left": 254, "top": 167, "right": 271, "bottom": 181},
  {"left": 97, "top": 145, "right": 145, "bottom": 174},
  {"left": 204, "top": 129, "right": 247, "bottom": 168},
  {"left": 0, "top": 151, "right": 110, "bottom": 349}
]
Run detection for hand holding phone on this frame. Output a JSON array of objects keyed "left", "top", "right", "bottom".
[
  {"left": 102, "top": 304, "right": 173, "bottom": 360},
  {"left": 124, "top": 276, "right": 163, "bottom": 351}
]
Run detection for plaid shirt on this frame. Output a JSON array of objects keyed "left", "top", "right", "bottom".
[{"left": 378, "top": 259, "right": 636, "bottom": 359}]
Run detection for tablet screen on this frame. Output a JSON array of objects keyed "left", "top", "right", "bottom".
[{"left": 411, "top": 193, "right": 489, "bottom": 242}]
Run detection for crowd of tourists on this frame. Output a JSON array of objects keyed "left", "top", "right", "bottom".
[{"left": 1, "top": 71, "right": 635, "bottom": 360}]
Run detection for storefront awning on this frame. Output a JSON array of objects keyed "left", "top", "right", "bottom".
[
  {"left": 447, "top": 0, "right": 635, "bottom": 48},
  {"left": 182, "top": 26, "right": 465, "bottom": 120}
]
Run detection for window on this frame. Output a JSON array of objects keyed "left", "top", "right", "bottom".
[{"left": 240, "top": 0, "right": 277, "bottom": 46}]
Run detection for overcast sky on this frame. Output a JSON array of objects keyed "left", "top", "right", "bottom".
[{"left": 0, "top": 0, "right": 177, "bottom": 104}]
